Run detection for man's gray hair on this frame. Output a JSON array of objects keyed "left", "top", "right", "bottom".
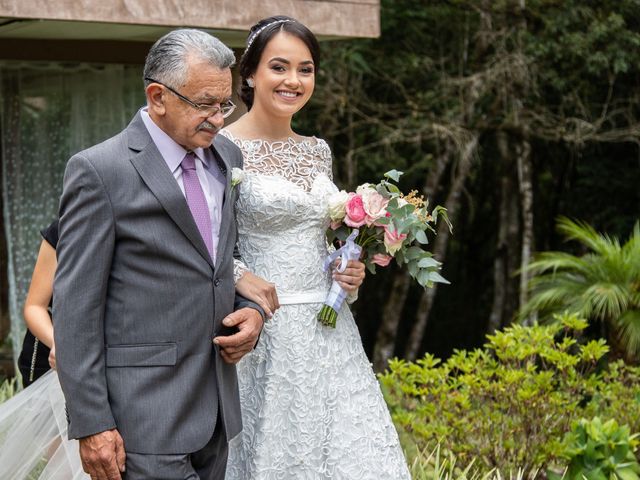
[{"left": 143, "top": 29, "right": 235, "bottom": 88}]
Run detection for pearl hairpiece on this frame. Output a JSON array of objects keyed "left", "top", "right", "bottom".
[{"left": 245, "top": 19, "right": 294, "bottom": 52}]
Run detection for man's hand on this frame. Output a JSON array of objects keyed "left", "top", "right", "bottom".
[
  {"left": 235, "top": 271, "right": 279, "bottom": 317},
  {"left": 213, "top": 308, "right": 264, "bottom": 364},
  {"left": 333, "top": 259, "right": 366, "bottom": 292},
  {"left": 79, "top": 428, "right": 126, "bottom": 480}
]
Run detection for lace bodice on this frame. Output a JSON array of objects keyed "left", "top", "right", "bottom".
[{"left": 221, "top": 130, "right": 337, "bottom": 294}]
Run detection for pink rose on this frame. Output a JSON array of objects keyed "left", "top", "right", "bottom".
[
  {"left": 384, "top": 226, "right": 407, "bottom": 255},
  {"left": 361, "top": 190, "right": 388, "bottom": 226},
  {"left": 372, "top": 253, "right": 393, "bottom": 267},
  {"left": 344, "top": 193, "right": 368, "bottom": 227}
]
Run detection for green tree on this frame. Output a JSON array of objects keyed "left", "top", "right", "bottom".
[
  {"left": 296, "top": 0, "right": 640, "bottom": 367},
  {"left": 520, "top": 217, "right": 640, "bottom": 360}
]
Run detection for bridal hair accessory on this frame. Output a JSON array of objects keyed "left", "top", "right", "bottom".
[
  {"left": 246, "top": 78, "right": 255, "bottom": 88},
  {"left": 318, "top": 170, "right": 451, "bottom": 328},
  {"left": 245, "top": 19, "right": 294, "bottom": 52}
]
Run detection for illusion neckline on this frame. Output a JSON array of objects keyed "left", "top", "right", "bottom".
[{"left": 220, "top": 129, "right": 320, "bottom": 147}]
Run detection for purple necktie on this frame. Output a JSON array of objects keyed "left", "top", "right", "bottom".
[{"left": 181, "top": 152, "right": 214, "bottom": 260}]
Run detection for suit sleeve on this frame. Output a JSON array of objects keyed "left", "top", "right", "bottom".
[
  {"left": 53, "top": 154, "right": 117, "bottom": 439},
  {"left": 227, "top": 143, "right": 266, "bottom": 321}
]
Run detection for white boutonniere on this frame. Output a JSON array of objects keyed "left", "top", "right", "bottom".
[{"left": 231, "top": 167, "right": 245, "bottom": 189}]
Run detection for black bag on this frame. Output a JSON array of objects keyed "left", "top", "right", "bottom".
[{"left": 17, "top": 329, "right": 51, "bottom": 388}]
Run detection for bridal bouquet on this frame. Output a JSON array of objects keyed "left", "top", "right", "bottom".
[{"left": 318, "top": 170, "right": 451, "bottom": 328}]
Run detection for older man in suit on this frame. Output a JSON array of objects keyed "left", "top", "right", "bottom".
[{"left": 53, "top": 29, "right": 265, "bottom": 480}]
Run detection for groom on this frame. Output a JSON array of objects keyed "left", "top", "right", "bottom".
[{"left": 53, "top": 30, "right": 264, "bottom": 479}]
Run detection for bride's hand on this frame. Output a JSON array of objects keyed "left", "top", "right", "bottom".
[
  {"left": 236, "top": 271, "right": 279, "bottom": 318},
  {"left": 333, "top": 259, "right": 366, "bottom": 292}
]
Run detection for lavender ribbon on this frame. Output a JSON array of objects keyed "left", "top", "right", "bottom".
[{"left": 322, "top": 229, "right": 362, "bottom": 313}]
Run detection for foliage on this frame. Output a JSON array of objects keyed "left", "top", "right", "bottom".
[
  {"left": 380, "top": 313, "right": 640, "bottom": 477},
  {"left": 409, "top": 444, "right": 531, "bottom": 480},
  {"left": 548, "top": 417, "right": 640, "bottom": 480},
  {"left": 520, "top": 218, "right": 640, "bottom": 360},
  {"left": 0, "top": 377, "right": 17, "bottom": 404},
  {"left": 294, "top": 0, "right": 640, "bottom": 360}
]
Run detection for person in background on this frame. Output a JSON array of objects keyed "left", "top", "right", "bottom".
[{"left": 17, "top": 219, "right": 58, "bottom": 387}]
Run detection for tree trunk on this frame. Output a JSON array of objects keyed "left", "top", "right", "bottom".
[
  {"left": 372, "top": 146, "right": 452, "bottom": 371},
  {"left": 516, "top": 136, "right": 534, "bottom": 322},
  {"left": 405, "top": 134, "right": 478, "bottom": 361},
  {"left": 488, "top": 131, "right": 512, "bottom": 333},
  {"left": 345, "top": 108, "right": 357, "bottom": 189},
  {"left": 372, "top": 271, "right": 411, "bottom": 372}
]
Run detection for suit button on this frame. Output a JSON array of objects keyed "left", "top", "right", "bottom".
[{"left": 214, "top": 279, "right": 221, "bottom": 287}]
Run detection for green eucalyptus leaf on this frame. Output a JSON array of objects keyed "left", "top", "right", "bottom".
[
  {"left": 428, "top": 271, "right": 450, "bottom": 284},
  {"left": 384, "top": 169, "right": 403, "bottom": 182},
  {"left": 415, "top": 229, "right": 429, "bottom": 245},
  {"left": 417, "top": 256, "right": 440, "bottom": 268},
  {"left": 405, "top": 246, "right": 425, "bottom": 260}
]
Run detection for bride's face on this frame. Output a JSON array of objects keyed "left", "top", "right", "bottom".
[{"left": 249, "top": 31, "right": 315, "bottom": 119}]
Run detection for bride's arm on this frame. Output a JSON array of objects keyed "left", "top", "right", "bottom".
[{"left": 234, "top": 259, "right": 279, "bottom": 318}]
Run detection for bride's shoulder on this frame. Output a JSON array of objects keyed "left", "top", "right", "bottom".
[{"left": 301, "top": 135, "right": 332, "bottom": 155}]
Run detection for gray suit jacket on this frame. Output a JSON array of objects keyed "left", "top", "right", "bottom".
[{"left": 53, "top": 112, "right": 257, "bottom": 454}]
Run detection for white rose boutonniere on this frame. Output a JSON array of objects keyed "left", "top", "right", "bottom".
[{"left": 231, "top": 167, "right": 245, "bottom": 189}]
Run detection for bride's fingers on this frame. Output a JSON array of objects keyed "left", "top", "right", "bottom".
[
  {"left": 333, "top": 270, "right": 365, "bottom": 289},
  {"left": 220, "top": 349, "right": 245, "bottom": 364},
  {"left": 220, "top": 338, "right": 254, "bottom": 354},
  {"left": 336, "top": 280, "right": 358, "bottom": 292},
  {"left": 270, "top": 291, "right": 280, "bottom": 311}
]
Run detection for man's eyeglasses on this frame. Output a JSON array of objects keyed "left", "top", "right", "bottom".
[{"left": 145, "top": 77, "right": 236, "bottom": 118}]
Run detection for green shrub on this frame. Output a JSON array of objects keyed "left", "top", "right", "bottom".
[
  {"left": 549, "top": 417, "right": 640, "bottom": 480},
  {"left": 0, "top": 377, "right": 17, "bottom": 404},
  {"left": 381, "top": 312, "right": 640, "bottom": 476}
]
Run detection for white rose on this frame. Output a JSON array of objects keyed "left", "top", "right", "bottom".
[
  {"left": 356, "top": 183, "right": 373, "bottom": 195},
  {"left": 327, "top": 190, "right": 349, "bottom": 222},
  {"left": 231, "top": 167, "right": 245, "bottom": 187}
]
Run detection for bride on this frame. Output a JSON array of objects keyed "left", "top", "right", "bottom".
[{"left": 220, "top": 15, "right": 411, "bottom": 479}]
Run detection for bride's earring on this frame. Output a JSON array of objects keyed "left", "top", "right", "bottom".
[{"left": 246, "top": 78, "right": 255, "bottom": 88}]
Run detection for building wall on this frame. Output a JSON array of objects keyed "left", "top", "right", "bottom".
[{"left": 0, "top": 0, "right": 380, "bottom": 40}]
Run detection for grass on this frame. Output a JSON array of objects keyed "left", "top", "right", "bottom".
[{"left": 409, "top": 444, "right": 537, "bottom": 479}]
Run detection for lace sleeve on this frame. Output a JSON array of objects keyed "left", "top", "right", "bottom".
[
  {"left": 317, "top": 138, "right": 334, "bottom": 182},
  {"left": 233, "top": 258, "right": 249, "bottom": 284}
]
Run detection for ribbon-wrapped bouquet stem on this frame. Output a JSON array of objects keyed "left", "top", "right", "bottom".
[{"left": 318, "top": 170, "right": 451, "bottom": 328}]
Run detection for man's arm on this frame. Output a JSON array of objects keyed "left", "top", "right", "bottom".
[{"left": 54, "top": 154, "right": 117, "bottom": 438}]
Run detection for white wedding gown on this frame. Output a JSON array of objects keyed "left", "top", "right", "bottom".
[
  {"left": 0, "top": 370, "right": 88, "bottom": 479},
  {"left": 221, "top": 131, "right": 411, "bottom": 480}
]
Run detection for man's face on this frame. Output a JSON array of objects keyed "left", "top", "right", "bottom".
[{"left": 150, "top": 57, "right": 232, "bottom": 151}]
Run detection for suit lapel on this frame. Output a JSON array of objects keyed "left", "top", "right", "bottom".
[
  {"left": 210, "top": 142, "right": 233, "bottom": 271},
  {"left": 127, "top": 114, "right": 215, "bottom": 269}
]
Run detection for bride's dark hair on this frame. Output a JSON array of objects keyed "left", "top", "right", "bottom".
[{"left": 238, "top": 15, "right": 321, "bottom": 110}]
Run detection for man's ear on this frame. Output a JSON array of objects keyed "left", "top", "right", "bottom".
[{"left": 146, "top": 84, "right": 166, "bottom": 116}]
